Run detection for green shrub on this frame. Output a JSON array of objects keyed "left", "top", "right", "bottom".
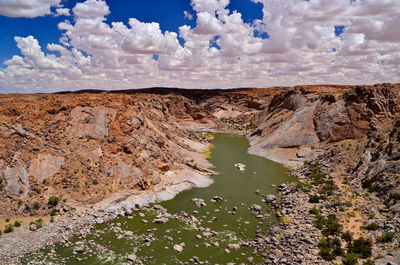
[
  {"left": 0, "top": 229, "right": 2, "bottom": 236},
  {"left": 14, "top": 221, "right": 21, "bottom": 227},
  {"left": 377, "top": 232, "right": 395, "bottom": 243},
  {"left": 31, "top": 219, "right": 43, "bottom": 229},
  {"left": 322, "top": 214, "right": 341, "bottom": 236},
  {"left": 33, "top": 201, "right": 40, "bottom": 210},
  {"left": 295, "top": 182, "right": 312, "bottom": 192},
  {"left": 4, "top": 224, "right": 13, "bottom": 233},
  {"left": 92, "top": 179, "right": 98, "bottom": 185},
  {"left": 34, "top": 188, "right": 41, "bottom": 194},
  {"left": 315, "top": 214, "right": 325, "bottom": 229},
  {"left": 0, "top": 183, "right": 4, "bottom": 191},
  {"left": 368, "top": 184, "right": 376, "bottom": 193},
  {"left": 309, "top": 195, "right": 320, "bottom": 203},
  {"left": 42, "top": 179, "right": 48, "bottom": 185},
  {"left": 342, "top": 252, "right": 358, "bottom": 265},
  {"left": 18, "top": 189, "right": 23, "bottom": 194},
  {"left": 50, "top": 209, "right": 56, "bottom": 216},
  {"left": 309, "top": 207, "right": 320, "bottom": 215},
  {"left": 18, "top": 199, "right": 23, "bottom": 205},
  {"left": 341, "top": 231, "right": 353, "bottom": 243},
  {"left": 319, "top": 180, "right": 336, "bottom": 196},
  {"left": 50, "top": 217, "right": 54, "bottom": 223},
  {"left": 348, "top": 237, "right": 372, "bottom": 259},
  {"left": 48, "top": 196, "right": 59, "bottom": 207},
  {"left": 361, "top": 222, "right": 379, "bottom": 231},
  {"left": 318, "top": 237, "right": 343, "bottom": 261},
  {"left": 5, "top": 218, "right": 9, "bottom": 222}
]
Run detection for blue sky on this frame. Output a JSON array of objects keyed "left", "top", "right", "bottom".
[
  {"left": 0, "top": 0, "right": 399, "bottom": 93},
  {"left": 0, "top": 0, "right": 263, "bottom": 64}
]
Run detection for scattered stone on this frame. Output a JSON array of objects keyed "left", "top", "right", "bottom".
[
  {"left": 210, "top": 196, "right": 223, "bottom": 202},
  {"left": 228, "top": 243, "right": 240, "bottom": 250},
  {"left": 173, "top": 244, "right": 184, "bottom": 253},
  {"left": 126, "top": 254, "right": 137, "bottom": 262},
  {"left": 191, "top": 198, "right": 206, "bottom": 207}
]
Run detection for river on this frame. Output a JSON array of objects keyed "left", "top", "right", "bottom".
[{"left": 25, "top": 134, "right": 294, "bottom": 264}]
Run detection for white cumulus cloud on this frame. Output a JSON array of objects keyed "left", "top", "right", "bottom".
[
  {"left": 0, "top": 0, "right": 61, "bottom": 18},
  {"left": 0, "top": 0, "right": 399, "bottom": 93}
]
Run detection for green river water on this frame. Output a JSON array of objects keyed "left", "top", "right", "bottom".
[{"left": 25, "top": 134, "right": 294, "bottom": 265}]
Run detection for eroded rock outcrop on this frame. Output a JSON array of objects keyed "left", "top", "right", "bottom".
[
  {"left": 0, "top": 156, "right": 28, "bottom": 198},
  {"left": 27, "top": 154, "right": 65, "bottom": 182},
  {"left": 69, "top": 106, "right": 117, "bottom": 140}
]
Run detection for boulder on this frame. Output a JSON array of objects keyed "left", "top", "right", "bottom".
[
  {"left": 228, "top": 243, "right": 240, "bottom": 250},
  {"left": 153, "top": 217, "right": 169, "bottom": 224},
  {"left": 264, "top": 195, "right": 277, "bottom": 203},
  {"left": 127, "top": 254, "right": 137, "bottom": 262},
  {"left": 173, "top": 244, "right": 184, "bottom": 253}
]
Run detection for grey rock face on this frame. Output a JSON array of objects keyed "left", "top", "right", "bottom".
[
  {"left": 27, "top": 154, "right": 64, "bottom": 182},
  {"left": 69, "top": 106, "right": 116, "bottom": 140},
  {"left": 1, "top": 158, "right": 28, "bottom": 199}
]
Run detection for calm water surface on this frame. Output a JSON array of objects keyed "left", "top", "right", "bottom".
[{"left": 25, "top": 134, "right": 294, "bottom": 265}]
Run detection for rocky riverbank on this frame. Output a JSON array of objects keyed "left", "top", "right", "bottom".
[
  {"left": 258, "top": 158, "right": 400, "bottom": 265},
  {"left": 0, "top": 167, "right": 214, "bottom": 264}
]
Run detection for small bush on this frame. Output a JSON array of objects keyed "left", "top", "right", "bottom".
[
  {"left": 48, "top": 196, "right": 59, "bottom": 207},
  {"left": 0, "top": 229, "right": 2, "bottom": 236},
  {"left": 309, "top": 207, "right": 320, "bottom": 215},
  {"left": 31, "top": 219, "right": 43, "bottom": 229},
  {"left": 322, "top": 214, "right": 341, "bottom": 236},
  {"left": 34, "top": 188, "right": 41, "bottom": 194},
  {"left": 4, "top": 224, "right": 13, "bottom": 233},
  {"left": 318, "top": 237, "right": 343, "bottom": 261},
  {"left": 0, "top": 183, "right": 4, "bottom": 191},
  {"left": 348, "top": 237, "right": 372, "bottom": 259},
  {"left": 42, "top": 179, "right": 48, "bottom": 185},
  {"left": 50, "top": 216, "right": 54, "bottom": 223},
  {"left": 18, "top": 199, "right": 23, "bottom": 205},
  {"left": 18, "top": 189, "right": 23, "bottom": 194},
  {"left": 342, "top": 252, "right": 358, "bottom": 265},
  {"left": 5, "top": 218, "right": 9, "bottom": 222},
  {"left": 377, "top": 232, "right": 395, "bottom": 243},
  {"left": 295, "top": 182, "right": 312, "bottom": 192},
  {"left": 309, "top": 195, "right": 320, "bottom": 203},
  {"left": 341, "top": 231, "right": 353, "bottom": 243},
  {"left": 368, "top": 184, "right": 376, "bottom": 193},
  {"left": 33, "top": 201, "right": 40, "bottom": 210},
  {"left": 361, "top": 222, "right": 379, "bottom": 231},
  {"left": 50, "top": 209, "right": 56, "bottom": 216},
  {"left": 319, "top": 180, "right": 336, "bottom": 196},
  {"left": 14, "top": 221, "right": 21, "bottom": 227},
  {"left": 92, "top": 179, "right": 98, "bottom": 185},
  {"left": 315, "top": 214, "right": 325, "bottom": 230}
]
